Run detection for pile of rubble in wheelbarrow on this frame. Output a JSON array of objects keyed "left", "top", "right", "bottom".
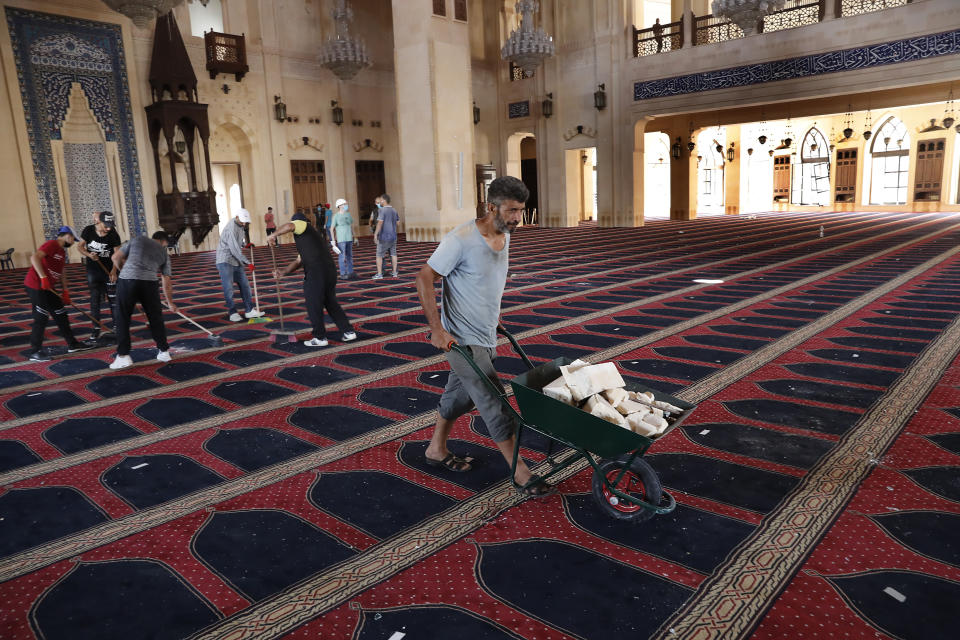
[{"left": 541, "top": 359, "right": 683, "bottom": 438}]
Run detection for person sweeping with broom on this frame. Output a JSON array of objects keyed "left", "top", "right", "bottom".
[
  {"left": 216, "top": 208, "right": 263, "bottom": 323},
  {"left": 267, "top": 212, "right": 356, "bottom": 347}
]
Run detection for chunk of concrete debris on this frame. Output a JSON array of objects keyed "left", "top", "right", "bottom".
[
  {"left": 584, "top": 394, "right": 626, "bottom": 427},
  {"left": 561, "top": 362, "right": 626, "bottom": 402},
  {"left": 602, "top": 387, "right": 629, "bottom": 408},
  {"left": 543, "top": 376, "right": 574, "bottom": 405},
  {"left": 614, "top": 398, "right": 652, "bottom": 416},
  {"left": 626, "top": 412, "right": 660, "bottom": 437}
]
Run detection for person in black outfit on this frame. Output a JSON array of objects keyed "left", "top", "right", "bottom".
[
  {"left": 77, "top": 211, "right": 122, "bottom": 340},
  {"left": 268, "top": 212, "right": 356, "bottom": 347}
]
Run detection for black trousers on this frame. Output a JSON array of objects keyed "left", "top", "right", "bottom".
[
  {"left": 304, "top": 274, "right": 352, "bottom": 339},
  {"left": 86, "top": 271, "right": 116, "bottom": 330},
  {"left": 116, "top": 278, "right": 168, "bottom": 356},
  {"left": 27, "top": 286, "right": 76, "bottom": 352}
]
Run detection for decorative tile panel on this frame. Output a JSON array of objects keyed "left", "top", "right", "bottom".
[
  {"left": 634, "top": 28, "right": 960, "bottom": 101},
  {"left": 508, "top": 100, "right": 530, "bottom": 119},
  {"left": 64, "top": 143, "right": 113, "bottom": 231},
  {"left": 5, "top": 8, "right": 146, "bottom": 238}
]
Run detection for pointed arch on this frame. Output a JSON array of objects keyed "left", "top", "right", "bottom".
[
  {"left": 865, "top": 115, "right": 910, "bottom": 205},
  {"left": 696, "top": 127, "right": 725, "bottom": 214},
  {"left": 791, "top": 126, "right": 830, "bottom": 206}
]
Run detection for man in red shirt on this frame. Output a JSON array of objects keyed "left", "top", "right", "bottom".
[
  {"left": 264, "top": 206, "right": 276, "bottom": 246},
  {"left": 24, "top": 226, "right": 91, "bottom": 361}
]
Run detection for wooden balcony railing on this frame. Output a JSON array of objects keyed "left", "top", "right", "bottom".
[
  {"left": 760, "top": 0, "right": 824, "bottom": 34},
  {"left": 694, "top": 14, "right": 743, "bottom": 46},
  {"left": 204, "top": 31, "right": 249, "bottom": 81},
  {"left": 634, "top": 17, "right": 684, "bottom": 56},
  {"left": 838, "top": 0, "right": 911, "bottom": 18}
]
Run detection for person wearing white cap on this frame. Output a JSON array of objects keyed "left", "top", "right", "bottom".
[
  {"left": 23, "top": 226, "right": 92, "bottom": 361},
  {"left": 330, "top": 198, "right": 358, "bottom": 279},
  {"left": 215, "top": 208, "right": 262, "bottom": 322}
]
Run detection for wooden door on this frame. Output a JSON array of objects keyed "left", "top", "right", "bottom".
[
  {"left": 291, "top": 160, "right": 326, "bottom": 223},
  {"left": 834, "top": 149, "right": 857, "bottom": 202},
  {"left": 773, "top": 155, "right": 791, "bottom": 201},
  {"left": 914, "top": 139, "right": 945, "bottom": 201},
  {"left": 355, "top": 160, "right": 386, "bottom": 225}
]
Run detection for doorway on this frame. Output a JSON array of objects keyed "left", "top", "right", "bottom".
[
  {"left": 520, "top": 137, "right": 538, "bottom": 223},
  {"left": 696, "top": 128, "right": 725, "bottom": 215},
  {"left": 643, "top": 132, "right": 671, "bottom": 218},
  {"left": 211, "top": 162, "right": 243, "bottom": 234},
  {"left": 565, "top": 147, "right": 597, "bottom": 222},
  {"left": 476, "top": 163, "right": 497, "bottom": 218},
  {"left": 291, "top": 160, "right": 327, "bottom": 224},
  {"left": 355, "top": 160, "right": 386, "bottom": 227}
]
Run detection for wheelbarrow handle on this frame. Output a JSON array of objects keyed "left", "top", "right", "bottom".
[{"left": 496, "top": 325, "right": 536, "bottom": 371}]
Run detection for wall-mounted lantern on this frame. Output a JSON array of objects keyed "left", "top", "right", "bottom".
[
  {"left": 175, "top": 140, "right": 186, "bottom": 154},
  {"left": 473, "top": 101, "right": 480, "bottom": 125},
  {"left": 671, "top": 137, "right": 681, "bottom": 160},
  {"left": 593, "top": 83, "right": 606, "bottom": 111},
  {"left": 273, "top": 95, "right": 287, "bottom": 122},
  {"left": 726, "top": 142, "right": 735, "bottom": 163},
  {"left": 331, "top": 100, "right": 344, "bottom": 126},
  {"left": 542, "top": 93, "right": 553, "bottom": 118}
]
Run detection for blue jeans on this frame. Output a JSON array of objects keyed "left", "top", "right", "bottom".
[
  {"left": 217, "top": 262, "right": 253, "bottom": 314},
  {"left": 337, "top": 241, "right": 354, "bottom": 276}
]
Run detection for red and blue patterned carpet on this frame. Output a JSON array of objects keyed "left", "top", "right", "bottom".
[{"left": 0, "top": 211, "right": 958, "bottom": 639}]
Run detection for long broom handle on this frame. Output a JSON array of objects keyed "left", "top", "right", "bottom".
[
  {"left": 268, "top": 243, "right": 286, "bottom": 330},
  {"left": 48, "top": 288, "right": 111, "bottom": 333},
  {"left": 174, "top": 309, "right": 214, "bottom": 337},
  {"left": 248, "top": 245, "right": 261, "bottom": 311}
]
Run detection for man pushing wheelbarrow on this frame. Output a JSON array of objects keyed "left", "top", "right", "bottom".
[{"left": 415, "top": 176, "right": 555, "bottom": 498}]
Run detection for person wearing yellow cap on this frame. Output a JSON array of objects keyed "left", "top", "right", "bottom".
[{"left": 215, "top": 208, "right": 263, "bottom": 322}]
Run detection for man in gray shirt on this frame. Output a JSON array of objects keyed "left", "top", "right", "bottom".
[
  {"left": 416, "top": 176, "right": 553, "bottom": 498},
  {"left": 216, "top": 208, "right": 262, "bottom": 322},
  {"left": 109, "top": 231, "right": 179, "bottom": 369}
]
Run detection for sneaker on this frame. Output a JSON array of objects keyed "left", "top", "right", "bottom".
[
  {"left": 372, "top": 273, "right": 384, "bottom": 280},
  {"left": 28, "top": 351, "right": 50, "bottom": 362},
  {"left": 342, "top": 331, "right": 357, "bottom": 342},
  {"left": 67, "top": 342, "right": 94, "bottom": 353},
  {"left": 156, "top": 350, "right": 172, "bottom": 362},
  {"left": 244, "top": 309, "right": 264, "bottom": 319},
  {"left": 391, "top": 271, "right": 399, "bottom": 278},
  {"left": 229, "top": 312, "right": 243, "bottom": 322},
  {"left": 109, "top": 354, "right": 133, "bottom": 369},
  {"left": 303, "top": 337, "right": 329, "bottom": 347}
]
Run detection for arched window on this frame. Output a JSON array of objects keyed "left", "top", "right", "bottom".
[
  {"left": 791, "top": 128, "right": 830, "bottom": 206},
  {"left": 697, "top": 128, "right": 725, "bottom": 214},
  {"left": 868, "top": 117, "right": 909, "bottom": 205}
]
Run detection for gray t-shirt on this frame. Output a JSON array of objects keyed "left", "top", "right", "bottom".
[
  {"left": 377, "top": 206, "right": 399, "bottom": 245},
  {"left": 119, "top": 235, "right": 171, "bottom": 281},
  {"left": 427, "top": 220, "right": 509, "bottom": 348}
]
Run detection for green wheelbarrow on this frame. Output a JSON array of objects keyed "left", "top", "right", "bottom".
[{"left": 449, "top": 327, "right": 696, "bottom": 522}]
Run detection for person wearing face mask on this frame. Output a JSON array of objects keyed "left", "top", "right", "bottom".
[
  {"left": 330, "top": 198, "right": 358, "bottom": 279},
  {"left": 23, "top": 226, "right": 92, "bottom": 361}
]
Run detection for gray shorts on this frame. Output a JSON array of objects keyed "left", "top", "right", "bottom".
[
  {"left": 438, "top": 345, "right": 516, "bottom": 442},
  {"left": 376, "top": 240, "right": 397, "bottom": 258}
]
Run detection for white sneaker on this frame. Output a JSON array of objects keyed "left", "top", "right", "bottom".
[
  {"left": 109, "top": 355, "right": 133, "bottom": 370},
  {"left": 342, "top": 331, "right": 357, "bottom": 342},
  {"left": 229, "top": 312, "right": 243, "bottom": 322},
  {"left": 372, "top": 273, "right": 384, "bottom": 280},
  {"left": 303, "top": 337, "right": 329, "bottom": 347},
  {"left": 244, "top": 309, "right": 264, "bottom": 319},
  {"left": 156, "top": 350, "right": 172, "bottom": 362}
]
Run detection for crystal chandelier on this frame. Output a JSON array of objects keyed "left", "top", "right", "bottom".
[
  {"left": 102, "top": 0, "right": 186, "bottom": 28},
  {"left": 319, "top": 0, "right": 371, "bottom": 81},
  {"left": 501, "top": 0, "right": 555, "bottom": 78},
  {"left": 710, "top": 0, "right": 787, "bottom": 36}
]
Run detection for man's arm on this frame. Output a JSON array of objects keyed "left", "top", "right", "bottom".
[
  {"left": 160, "top": 274, "right": 178, "bottom": 313},
  {"left": 226, "top": 225, "right": 249, "bottom": 264},
  {"left": 416, "top": 264, "right": 455, "bottom": 351},
  {"left": 330, "top": 215, "right": 338, "bottom": 244},
  {"left": 30, "top": 249, "right": 48, "bottom": 281},
  {"left": 374, "top": 219, "right": 383, "bottom": 242},
  {"left": 76, "top": 237, "right": 95, "bottom": 260},
  {"left": 273, "top": 256, "right": 302, "bottom": 278},
  {"left": 267, "top": 221, "right": 295, "bottom": 242}
]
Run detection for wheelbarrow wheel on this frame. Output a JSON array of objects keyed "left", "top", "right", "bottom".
[{"left": 591, "top": 457, "right": 662, "bottom": 523}]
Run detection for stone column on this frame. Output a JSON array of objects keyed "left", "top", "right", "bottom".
[
  {"left": 724, "top": 124, "right": 741, "bottom": 215},
  {"left": 392, "top": 1, "right": 476, "bottom": 242},
  {"left": 670, "top": 126, "right": 698, "bottom": 220}
]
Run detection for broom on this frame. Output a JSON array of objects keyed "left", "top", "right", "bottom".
[
  {"left": 268, "top": 243, "right": 298, "bottom": 344},
  {"left": 246, "top": 244, "right": 271, "bottom": 324}
]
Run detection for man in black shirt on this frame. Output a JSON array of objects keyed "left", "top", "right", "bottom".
[
  {"left": 267, "top": 212, "right": 356, "bottom": 347},
  {"left": 77, "top": 211, "right": 122, "bottom": 340}
]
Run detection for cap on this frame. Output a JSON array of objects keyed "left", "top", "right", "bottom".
[
  {"left": 99, "top": 211, "right": 116, "bottom": 229},
  {"left": 58, "top": 225, "right": 77, "bottom": 238},
  {"left": 291, "top": 212, "right": 308, "bottom": 223},
  {"left": 335, "top": 198, "right": 347, "bottom": 209},
  {"left": 237, "top": 208, "right": 251, "bottom": 223}
]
